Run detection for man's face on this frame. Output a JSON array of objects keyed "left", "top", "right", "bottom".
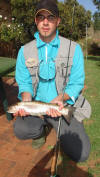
[{"left": 35, "top": 10, "right": 60, "bottom": 41}]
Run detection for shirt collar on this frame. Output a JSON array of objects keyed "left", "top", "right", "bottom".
[{"left": 34, "top": 30, "right": 59, "bottom": 48}]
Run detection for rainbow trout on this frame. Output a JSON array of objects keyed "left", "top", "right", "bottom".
[{"left": 7, "top": 101, "right": 75, "bottom": 123}]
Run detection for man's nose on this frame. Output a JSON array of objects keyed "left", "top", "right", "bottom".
[{"left": 43, "top": 18, "right": 49, "bottom": 25}]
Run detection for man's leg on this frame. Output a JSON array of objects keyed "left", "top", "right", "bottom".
[
  {"left": 13, "top": 116, "right": 46, "bottom": 140},
  {"left": 46, "top": 116, "right": 91, "bottom": 162}
]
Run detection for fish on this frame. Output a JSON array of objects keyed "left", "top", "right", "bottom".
[{"left": 7, "top": 101, "right": 75, "bottom": 123}]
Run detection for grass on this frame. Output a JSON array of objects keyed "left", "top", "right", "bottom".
[
  {"left": 83, "top": 56, "right": 100, "bottom": 176},
  {"left": 57, "top": 56, "right": 100, "bottom": 177},
  {"left": 0, "top": 57, "right": 16, "bottom": 77}
]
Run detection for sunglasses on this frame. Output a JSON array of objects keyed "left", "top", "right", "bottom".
[{"left": 36, "top": 14, "right": 56, "bottom": 22}]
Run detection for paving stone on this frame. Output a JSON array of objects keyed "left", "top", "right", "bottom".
[{"left": 0, "top": 159, "right": 16, "bottom": 177}]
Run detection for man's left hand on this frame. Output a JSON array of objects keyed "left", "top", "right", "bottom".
[{"left": 46, "top": 96, "right": 64, "bottom": 117}]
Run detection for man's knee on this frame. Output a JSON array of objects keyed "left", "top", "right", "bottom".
[
  {"left": 14, "top": 124, "right": 29, "bottom": 140},
  {"left": 62, "top": 144, "right": 90, "bottom": 162},
  {"left": 78, "top": 142, "right": 91, "bottom": 162},
  {"left": 13, "top": 117, "right": 44, "bottom": 140},
  {"left": 14, "top": 124, "right": 44, "bottom": 140},
  {"left": 60, "top": 132, "right": 91, "bottom": 162}
]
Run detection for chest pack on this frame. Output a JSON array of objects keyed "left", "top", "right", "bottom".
[{"left": 23, "top": 35, "right": 91, "bottom": 122}]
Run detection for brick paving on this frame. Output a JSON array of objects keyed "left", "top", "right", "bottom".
[
  {"left": 0, "top": 78, "right": 58, "bottom": 177},
  {"left": 0, "top": 78, "right": 91, "bottom": 177},
  {"left": 0, "top": 115, "right": 57, "bottom": 177}
]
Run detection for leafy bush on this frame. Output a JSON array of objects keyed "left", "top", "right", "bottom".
[
  {"left": 88, "top": 41, "right": 100, "bottom": 56},
  {"left": 0, "top": 22, "right": 26, "bottom": 43}
]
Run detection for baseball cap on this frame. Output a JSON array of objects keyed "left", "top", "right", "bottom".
[{"left": 35, "top": 0, "right": 59, "bottom": 17}]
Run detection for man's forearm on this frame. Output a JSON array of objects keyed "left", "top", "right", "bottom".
[
  {"left": 51, "top": 93, "right": 70, "bottom": 103},
  {"left": 57, "top": 93, "right": 70, "bottom": 102},
  {"left": 21, "top": 92, "right": 32, "bottom": 102}
]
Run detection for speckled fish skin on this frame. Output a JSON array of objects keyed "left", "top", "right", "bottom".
[{"left": 7, "top": 101, "right": 75, "bottom": 122}]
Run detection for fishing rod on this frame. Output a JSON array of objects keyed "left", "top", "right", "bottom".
[
  {"left": 50, "top": 117, "right": 62, "bottom": 177},
  {"left": 50, "top": 1, "right": 76, "bottom": 177}
]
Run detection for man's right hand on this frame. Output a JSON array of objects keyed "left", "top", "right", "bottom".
[
  {"left": 13, "top": 92, "right": 32, "bottom": 117},
  {"left": 13, "top": 109, "right": 29, "bottom": 117}
]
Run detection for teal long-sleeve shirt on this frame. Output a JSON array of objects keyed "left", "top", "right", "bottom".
[{"left": 15, "top": 31, "right": 85, "bottom": 105}]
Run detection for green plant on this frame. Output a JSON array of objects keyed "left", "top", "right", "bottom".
[{"left": 0, "top": 22, "right": 26, "bottom": 43}]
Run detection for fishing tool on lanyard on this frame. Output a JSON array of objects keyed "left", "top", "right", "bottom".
[{"left": 50, "top": 1, "right": 76, "bottom": 177}]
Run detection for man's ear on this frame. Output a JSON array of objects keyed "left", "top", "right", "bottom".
[
  {"left": 57, "top": 17, "right": 61, "bottom": 27},
  {"left": 35, "top": 18, "right": 37, "bottom": 25}
]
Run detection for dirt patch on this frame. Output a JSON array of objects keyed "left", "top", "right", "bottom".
[{"left": 84, "top": 119, "right": 94, "bottom": 125}]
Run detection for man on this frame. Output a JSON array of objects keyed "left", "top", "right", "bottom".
[{"left": 14, "top": 0, "right": 91, "bottom": 162}]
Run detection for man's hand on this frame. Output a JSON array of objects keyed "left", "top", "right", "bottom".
[
  {"left": 13, "top": 109, "right": 29, "bottom": 117},
  {"left": 46, "top": 94, "right": 65, "bottom": 117},
  {"left": 13, "top": 92, "right": 32, "bottom": 117},
  {"left": 46, "top": 100, "right": 64, "bottom": 117},
  {"left": 46, "top": 93, "right": 70, "bottom": 118}
]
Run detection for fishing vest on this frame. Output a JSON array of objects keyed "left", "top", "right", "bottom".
[{"left": 23, "top": 35, "right": 91, "bottom": 122}]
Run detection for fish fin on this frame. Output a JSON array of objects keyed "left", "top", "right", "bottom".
[
  {"left": 62, "top": 115, "right": 71, "bottom": 125},
  {"left": 63, "top": 107, "right": 76, "bottom": 125}
]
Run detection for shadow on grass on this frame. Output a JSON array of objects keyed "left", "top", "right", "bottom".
[
  {"left": 86, "top": 56, "right": 100, "bottom": 68},
  {"left": 88, "top": 42, "right": 100, "bottom": 56},
  {"left": 86, "top": 56, "right": 100, "bottom": 61}
]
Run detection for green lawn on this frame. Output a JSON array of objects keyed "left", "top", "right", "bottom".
[
  {"left": 57, "top": 56, "right": 100, "bottom": 177},
  {"left": 83, "top": 56, "right": 100, "bottom": 176},
  {"left": 0, "top": 57, "right": 16, "bottom": 77}
]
